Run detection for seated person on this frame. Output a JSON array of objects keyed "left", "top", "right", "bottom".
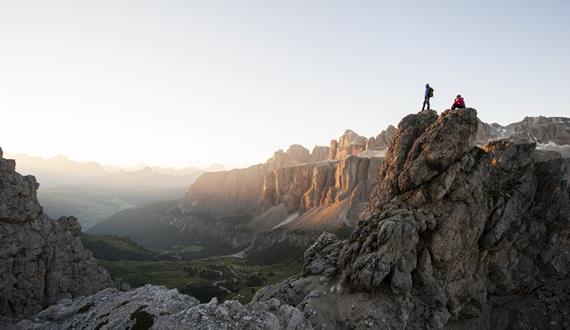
[{"left": 451, "top": 95, "right": 466, "bottom": 110}]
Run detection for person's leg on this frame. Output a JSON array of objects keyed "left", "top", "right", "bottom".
[
  {"left": 452, "top": 105, "right": 456, "bottom": 110},
  {"left": 422, "top": 99, "right": 426, "bottom": 111},
  {"left": 427, "top": 98, "right": 430, "bottom": 110}
]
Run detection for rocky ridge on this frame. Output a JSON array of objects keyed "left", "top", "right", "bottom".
[
  {"left": 476, "top": 116, "right": 570, "bottom": 156},
  {"left": 0, "top": 148, "right": 112, "bottom": 322},
  {"left": 177, "top": 128, "right": 393, "bottom": 226},
  {"left": 90, "top": 114, "right": 570, "bottom": 256},
  {"left": 12, "top": 109, "right": 570, "bottom": 329},
  {"left": 253, "top": 109, "right": 570, "bottom": 329},
  {"left": 17, "top": 284, "right": 312, "bottom": 330},
  {"left": 139, "top": 129, "right": 394, "bottom": 254}
]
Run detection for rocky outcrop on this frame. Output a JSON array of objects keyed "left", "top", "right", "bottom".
[
  {"left": 17, "top": 284, "right": 312, "bottom": 330},
  {"left": 476, "top": 116, "right": 570, "bottom": 157},
  {"left": 507, "top": 116, "right": 570, "bottom": 145},
  {"left": 269, "top": 145, "right": 311, "bottom": 167},
  {"left": 0, "top": 148, "right": 111, "bottom": 321},
  {"left": 475, "top": 120, "right": 505, "bottom": 143},
  {"left": 309, "top": 146, "right": 332, "bottom": 162},
  {"left": 367, "top": 125, "right": 397, "bottom": 150},
  {"left": 254, "top": 109, "right": 570, "bottom": 329},
  {"left": 331, "top": 130, "right": 367, "bottom": 160}
]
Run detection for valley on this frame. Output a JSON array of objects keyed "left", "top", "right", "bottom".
[
  {"left": 7, "top": 153, "right": 217, "bottom": 229},
  {"left": 80, "top": 233, "right": 302, "bottom": 304}
]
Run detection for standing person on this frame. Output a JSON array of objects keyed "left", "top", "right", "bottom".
[
  {"left": 422, "top": 83, "right": 434, "bottom": 111},
  {"left": 451, "top": 94, "right": 466, "bottom": 110}
]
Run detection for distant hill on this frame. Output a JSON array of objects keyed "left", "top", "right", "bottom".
[
  {"left": 6, "top": 153, "right": 225, "bottom": 229},
  {"left": 80, "top": 233, "right": 172, "bottom": 261},
  {"left": 88, "top": 200, "right": 243, "bottom": 258}
]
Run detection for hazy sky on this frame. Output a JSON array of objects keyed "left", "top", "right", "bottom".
[{"left": 1, "top": 1, "right": 568, "bottom": 168}]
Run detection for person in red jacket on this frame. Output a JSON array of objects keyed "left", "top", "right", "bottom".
[{"left": 451, "top": 94, "right": 466, "bottom": 110}]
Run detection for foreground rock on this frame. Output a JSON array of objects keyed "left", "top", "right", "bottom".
[
  {"left": 254, "top": 109, "right": 570, "bottom": 329},
  {"left": 17, "top": 284, "right": 312, "bottom": 330},
  {"left": 0, "top": 148, "right": 112, "bottom": 322}
]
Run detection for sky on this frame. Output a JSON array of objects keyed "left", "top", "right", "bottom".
[{"left": 1, "top": 1, "right": 569, "bottom": 169}]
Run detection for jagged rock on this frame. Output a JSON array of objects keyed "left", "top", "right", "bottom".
[
  {"left": 476, "top": 116, "right": 570, "bottom": 157},
  {"left": 302, "top": 232, "right": 343, "bottom": 278},
  {"left": 254, "top": 109, "right": 570, "bottom": 329},
  {"left": 17, "top": 284, "right": 313, "bottom": 330},
  {"left": 268, "top": 144, "right": 311, "bottom": 168},
  {"left": 0, "top": 150, "right": 112, "bottom": 322},
  {"left": 329, "top": 139, "right": 339, "bottom": 160},
  {"left": 309, "top": 146, "right": 332, "bottom": 162},
  {"left": 0, "top": 151, "right": 42, "bottom": 224},
  {"left": 333, "top": 130, "right": 367, "bottom": 160},
  {"left": 367, "top": 125, "right": 397, "bottom": 150},
  {"left": 475, "top": 120, "right": 504, "bottom": 143},
  {"left": 508, "top": 116, "right": 570, "bottom": 145}
]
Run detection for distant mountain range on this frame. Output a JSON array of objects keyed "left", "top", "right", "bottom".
[{"left": 6, "top": 153, "right": 225, "bottom": 229}]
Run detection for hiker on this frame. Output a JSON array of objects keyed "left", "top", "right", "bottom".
[
  {"left": 451, "top": 94, "right": 466, "bottom": 110},
  {"left": 422, "top": 83, "right": 433, "bottom": 111}
]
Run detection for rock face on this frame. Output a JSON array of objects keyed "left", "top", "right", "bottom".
[
  {"left": 476, "top": 116, "right": 570, "bottom": 157},
  {"left": 260, "top": 156, "right": 382, "bottom": 229},
  {"left": 507, "top": 116, "right": 570, "bottom": 144},
  {"left": 17, "top": 284, "right": 312, "bottom": 330},
  {"left": 367, "top": 125, "right": 397, "bottom": 150},
  {"left": 267, "top": 144, "right": 310, "bottom": 168},
  {"left": 331, "top": 130, "right": 368, "bottom": 160},
  {"left": 158, "top": 155, "right": 383, "bottom": 255},
  {"left": 254, "top": 109, "right": 570, "bottom": 329},
  {"left": 179, "top": 164, "right": 267, "bottom": 218},
  {"left": 0, "top": 148, "right": 112, "bottom": 321},
  {"left": 146, "top": 129, "right": 390, "bottom": 253}
]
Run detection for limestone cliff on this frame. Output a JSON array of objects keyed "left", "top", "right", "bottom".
[
  {"left": 254, "top": 109, "right": 570, "bottom": 329},
  {"left": 0, "top": 148, "right": 111, "bottom": 321},
  {"left": 162, "top": 129, "right": 390, "bottom": 253},
  {"left": 367, "top": 124, "right": 397, "bottom": 150},
  {"left": 476, "top": 116, "right": 570, "bottom": 156}
]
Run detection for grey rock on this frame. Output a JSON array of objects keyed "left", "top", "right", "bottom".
[
  {"left": 0, "top": 150, "right": 112, "bottom": 321},
  {"left": 17, "top": 285, "right": 312, "bottom": 330},
  {"left": 333, "top": 130, "right": 367, "bottom": 160},
  {"left": 367, "top": 125, "right": 397, "bottom": 150}
]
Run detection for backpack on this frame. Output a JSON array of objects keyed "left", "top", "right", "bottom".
[{"left": 429, "top": 87, "right": 434, "bottom": 98}]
